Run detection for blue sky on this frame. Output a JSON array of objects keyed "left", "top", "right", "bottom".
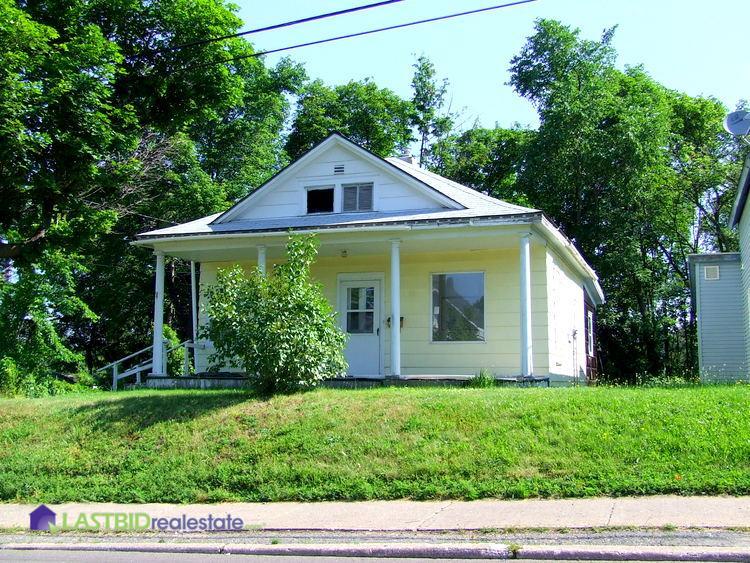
[{"left": 234, "top": 0, "right": 748, "bottom": 130}]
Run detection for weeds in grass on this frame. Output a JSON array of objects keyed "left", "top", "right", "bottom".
[
  {"left": 465, "top": 369, "right": 495, "bottom": 388},
  {"left": 507, "top": 542, "right": 522, "bottom": 558},
  {"left": 0, "top": 386, "right": 748, "bottom": 503}
]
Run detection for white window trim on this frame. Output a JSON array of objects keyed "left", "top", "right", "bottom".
[
  {"left": 342, "top": 182, "right": 375, "bottom": 213},
  {"left": 704, "top": 265, "right": 720, "bottom": 281},
  {"left": 336, "top": 272, "right": 385, "bottom": 375},
  {"left": 301, "top": 180, "right": 378, "bottom": 215},
  {"left": 304, "top": 184, "right": 336, "bottom": 215},
  {"left": 586, "top": 310, "right": 594, "bottom": 357},
  {"left": 429, "top": 270, "right": 487, "bottom": 344}
]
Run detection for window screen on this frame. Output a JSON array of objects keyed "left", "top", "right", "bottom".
[
  {"left": 342, "top": 183, "right": 373, "bottom": 212},
  {"left": 431, "top": 273, "right": 485, "bottom": 342},
  {"left": 307, "top": 187, "right": 334, "bottom": 214}
]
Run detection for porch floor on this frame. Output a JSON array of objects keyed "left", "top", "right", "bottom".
[{"left": 142, "top": 374, "right": 551, "bottom": 389}]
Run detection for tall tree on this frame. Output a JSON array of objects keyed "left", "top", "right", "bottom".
[
  {"left": 410, "top": 55, "right": 454, "bottom": 167},
  {"left": 285, "top": 79, "right": 413, "bottom": 160},
  {"left": 430, "top": 126, "right": 534, "bottom": 204},
  {"left": 0, "top": 0, "right": 304, "bottom": 382},
  {"left": 507, "top": 19, "right": 740, "bottom": 381}
]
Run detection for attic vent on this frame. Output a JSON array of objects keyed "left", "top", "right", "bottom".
[
  {"left": 333, "top": 164, "right": 345, "bottom": 175},
  {"left": 705, "top": 265, "right": 720, "bottom": 281}
]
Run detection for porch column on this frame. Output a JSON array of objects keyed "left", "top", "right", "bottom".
[
  {"left": 190, "top": 261, "right": 198, "bottom": 343},
  {"left": 151, "top": 251, "right": 165, "bottom": 376},
  {"left": 520, "top": 234, "right": 534, "bottom": 377},
  {"left": 390, "top": 239, "right": 401, "bottom": 377},
  {"left": 257, "top": 245, "right": 267, "bottom": 275}
]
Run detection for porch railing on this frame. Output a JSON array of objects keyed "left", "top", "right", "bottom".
[{"left": 97, "top": 340, "right": 203, "bottom": 391}]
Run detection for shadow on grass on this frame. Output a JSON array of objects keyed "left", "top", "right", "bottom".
[{"left": 67, "top": 389, "right": 257, "bottom": 432}]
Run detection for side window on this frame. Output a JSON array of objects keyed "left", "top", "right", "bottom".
[
  {"left": 586, "top": 310, "right": 595, "bottom": 357},
  {"left": 306, "top": 186, "right": 334, "bottom": 214},
  {"left": 342, "top": 183, "right": 373, "bottom": 212}
]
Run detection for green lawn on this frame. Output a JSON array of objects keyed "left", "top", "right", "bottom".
[{"left": 1, "top": 385, "right": 749, "bottom": 503}]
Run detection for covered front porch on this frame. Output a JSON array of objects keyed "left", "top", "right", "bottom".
[{"left": 132, "top": 221, "right": 544, "bottom": 387}]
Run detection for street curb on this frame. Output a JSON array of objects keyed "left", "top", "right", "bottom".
[
  {"left": 519, "top": 544, "right": 750, "bottom": 561},
  {"left": 3, "top": 542, "right": 750, "bottom": 560}
]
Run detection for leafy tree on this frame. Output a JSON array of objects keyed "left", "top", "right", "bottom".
[
  {"left": 0, "top": 0, "right": 127, "bottom": 383},
  {"left": 0, "top": 0, "right": 304, "bottom": 384},
  {"left": 61, "top": 133, "right": 230, "bottom": 366},
  {"left": 430, "top": 126, "right": 534, "bottom": 204},
  {"left": 189, "top": 57, "right": 306, "bottom": 201},
  {"left": 202, "top": 235, "right": 347, "bottom": 393},
  {"left": 410, "top": 55, "right": 455, "bottom": 166},
  {"left": 507, "top": 19, "right": 742, "bottom": 381},
  {"left": 286, "top": 79, "right": 413, "bottom": 159}
]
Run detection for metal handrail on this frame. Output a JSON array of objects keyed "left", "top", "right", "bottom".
[
  {"left": 118, "top": 361, "right": 153, "bottom": 380},
  {"left": 96, "top": 344, "right": 154, "bottom": 372},
  {"left": 103, "top": 339, "right": 194, "bottom": 391}
]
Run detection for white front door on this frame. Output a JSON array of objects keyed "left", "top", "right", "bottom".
[{"left": 339, "top": 278, "right": 382, "bottom": 376}]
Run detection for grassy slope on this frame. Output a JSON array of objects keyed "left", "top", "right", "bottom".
[{"left": 0, "top": 386, "right": 748, "bottom": 503}]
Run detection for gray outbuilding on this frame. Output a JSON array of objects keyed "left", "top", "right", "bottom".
[{"left": 688, "top": 253, "right": 747, "bottom": 381}]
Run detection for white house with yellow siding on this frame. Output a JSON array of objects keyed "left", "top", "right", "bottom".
[{"left": 134, "top": 133, "right": 604, "bottom": 386}]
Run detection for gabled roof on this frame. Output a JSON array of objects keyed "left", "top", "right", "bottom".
[
  {"left": 137, "top": 132, "right": 539, "bottom": 240},
  {"left": 211, "top": 133, "right": 466, "bottom": 224},
  {"left": 385, "top": 156, "right": 536, "bottom": 215},
  {"left": 133, "top": 134, "right": 603, "bottom": 303}
]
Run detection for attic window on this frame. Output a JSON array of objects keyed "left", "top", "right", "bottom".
[
  {"left": 306, "top": 186, "right": 334, "bottom": 214},
  {"left": 333, "top": 164, "right": 345, "bottom": 175},
  {"left": 342, "top": 183, "right": 373, "bottom": 212},
  {"left": 704, "top": 265, "right": 720, "bottom": 281}
]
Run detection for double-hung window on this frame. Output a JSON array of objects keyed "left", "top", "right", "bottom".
[
  {"left": 342, "top": 183, "right": 373, "bottom": 212},
  {"left": 431, "top": 272, "right": 485, "bottom": 342}
]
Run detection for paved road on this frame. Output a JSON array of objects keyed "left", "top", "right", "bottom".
[
  {"left": 0, "top": 552, "right": 679, "bottom": 563},
  {"left": 1, "top": 530, "right": 746, "bottom": 562},
  {"left": 0, "top": 552, "right": 517, "bottom": 562}
]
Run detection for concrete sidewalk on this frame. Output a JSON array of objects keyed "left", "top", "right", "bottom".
[{"left": 2, "top": 496, "right": 749, "bottom": 530}]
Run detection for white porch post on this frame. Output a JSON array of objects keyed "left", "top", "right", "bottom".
[
  {"left": 190, "top": 261, "right": 198, "bottom": 343},
  {"left": 520, "top": 234, "right": 534, "bottom": 377},
  {"left": 257, "top": 244, "right": 267, "bottom": 275},
  {"left": 390, "top": 239, "right": 401, "bottom": 377},
  {"left": 151, "top": 251, "right": 165, "bottom": 376}
]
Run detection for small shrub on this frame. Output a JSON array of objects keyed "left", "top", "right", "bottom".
[
  {"left": 466, "top": 368, "right": 495, "bottom": 388},
  {"left": 0, "top": 357, "right": 21, "bottom": 396},
  {"left": 202, "top": 234, "right": 348, "bottom": 393},
  {"left": 163, "top": 325, "right": 189, "bottom": 376}
]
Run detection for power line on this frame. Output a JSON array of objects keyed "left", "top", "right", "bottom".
[
  {"left": 167, "top": 0, "right": 404, "bottom": 52},
  {"left": 184, "top": 0, "right": 537, "bottom": 71}
]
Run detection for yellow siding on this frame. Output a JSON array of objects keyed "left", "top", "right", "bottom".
[
  {"left": 196, "top": 242, "right": 551, "bottom": 377},
  {"left": 545, "top": 248, "right": 587, "bottom": 383}
]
